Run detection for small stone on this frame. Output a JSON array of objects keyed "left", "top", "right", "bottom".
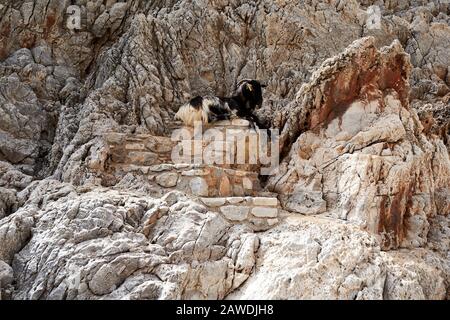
[
  {"left": 6, "top": 48, "right": 34, "bottom": 67},
  {"left": 253, "top": 197, "right": 278, "bottom": 207},
  {"left": 231, "top": 119, "right": 250, "bottom": 127},
  {"left": 174, "top": 164, "right": 190, "bottom": 169},
  {"left": 120, "top": 164, "right": 141, "bottom": 172},
  {"left": 149, "top": 164, "right": 174, "bottom": 172},
  {"left": 243, "top": 177, "right": 253, "bottom": 190},
  {"left": 220, "top": 206, "right": 249, "bottom": 221},
  {"left": 162, "top": 191, "right": 185, "bottom": 206},
  {"left": 248, "top": 218, "right": 271, "bottom": 232},
  {"left": 233, "top": 185, "right": 245, "bottom": 196},
  {"left": 201, "top": 197, "right": 226, "bottom": 207},
  {"left": 219, "top": 176, "right": 232, "bottom": 196},
  {"left": 140, "top": 167, "right": 150, "bottom": 174},
  {"left": 125, "top": 143, "right": 146, "bottom": 150},
  {"left": 128, "top": 151, "right": 158, "bottom": 165},
  {"left": 251, "top": 207, "right": 278, "bottom": 218},
  {"left": 190, "top": 177, "right": 209, "bottom": 196},
  {"left": 155, "top": 172, "right": 179, "bottom": 188},
  {"left": 31, "top": 45, "right": 53, "bottom": 66},
  {"left": 267, "top": 218, "right": 279, "bottom": 226},
  {"left": 227, "top": 197, "right": 245, "bottom": 204},
  {"left": 182, "top": 169, "right": 209, "bottom": 176}
]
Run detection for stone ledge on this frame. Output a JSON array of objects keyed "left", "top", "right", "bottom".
[
  {"left": 100, "top": 129, "right": 272, "bottom": 198},
  {"left": 251, "top": 207, "right": 278, "bottom": 218},
  {"left": 200, "top": 197, "right": 227, "bottom": 207},
  {"left": 213, "top": 119, "right": 251, "bottom": 127},
  {"left": 220, "top": 205, "right": 249, "bottom": 221},
  {"left": 200, "top": 196, "right": 280, "bottom": 231},
  {"left": 200, "top": 196, "right": 279, "bottom": 209},
  {"left": 103, "top": 124, "right": 269, "bottom": 172},
  {"left": 252, "top": 197, "right": 279, "bottom": 207},
  {"left": 110, "top": 164, "right": 262, "bottom": 197}
]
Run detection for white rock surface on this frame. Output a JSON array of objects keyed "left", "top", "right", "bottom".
[
  {"left": 270, "top": 37, "right": 450, "bottom": 250},
  {"left": 189, "top": 177, "right": 209, "bottom": 197},
  {"left": 252, "top": 197, "right": 278, "bottom": 207},
  {"left": 230, "top": 215, "right": 387, "bottom": 299},
  {"left": 0, "top": 260, "right": 14, "bottom": 300},
  {"left": 156, "top": 173, "right": 179, "bottom": 188},
  {"left": 220, "top": 206, "right": 250, "bottom": 222},
  {"left": 0, "top": 0, "right": 448, "bottom": 301},
  {"left": 1, "top": 181, "right": 259, "bottom": 300},
  {"left": 251, "top": 207, "right": 278, "bottom": 218}
]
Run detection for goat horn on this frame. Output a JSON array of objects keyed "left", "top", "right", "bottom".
[{"left": 236, "top": 79, "right": 254, "bottom": 87}]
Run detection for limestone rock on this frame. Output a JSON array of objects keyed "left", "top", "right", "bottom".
[
  {"left": 0, "top": 260, "right": 14, "bottom": 300},
  {"left": 381, "top": 249, "right": 449, "bottom": 300},
  {"left": 1, "top": 181, "right": 259, "bottom": 300},
  {"left": 269, "top": 37, "right": 450, "bottom": 250},
  {"left": 0, "top": 210, "right": 34, "bottom": 264},
  {"left": 229, "top": 216, "right": 387, "bottom": 300},
  {"left": 252, "top": 197, "right": 278, "bottom": 207},
  {"left": 190, "top": 177, "right": 209, "bottom": 197},
  {"left": 220, "top": 206, "right": 249, "bottom": 222},
  {"left": 219, "top": 176, "right": 232, "bottom": 197},
  {"left": 0, "top": 0, "right": 449, "bottom": 301},
  {"left": 251, "top": 207, "right": 278, "bottom": 218},
  {"left": 156, "top": 173, "right": 179, "bottom": 188},
  {"left": 200, "top": 197, "right": 226, "bottom": 207},
  {"left": 0, "top": 187, "right": 17, "bottom": 219},
  {"left": 284, "top": 191, "right": 327, "bottom": 215}
]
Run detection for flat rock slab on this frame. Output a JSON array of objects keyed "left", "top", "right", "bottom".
[
  {"left": 220, "top": 205, "right": 249, "bottom": 221},
  {"left": 252, "top": 207, "right": 278, "bottom": 218}
]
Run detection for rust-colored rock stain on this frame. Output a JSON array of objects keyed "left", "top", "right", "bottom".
[
  {"left": 378, "top": 180, "right": 416, "bottom": 249},
  {"left": 309, "top": 51, "right": 410, "bottom": 133}
]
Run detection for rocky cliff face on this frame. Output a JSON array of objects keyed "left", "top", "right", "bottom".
[
  {"left": 271, "top": 37, "right": 450, "bottom": 252},
  {"left": 0, "top": 0, "right": 449, "bottom": 300}
]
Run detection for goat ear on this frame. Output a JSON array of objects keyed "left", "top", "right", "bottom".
[{"left": 257, "top": 80, "right": 268, "bottom": 88}]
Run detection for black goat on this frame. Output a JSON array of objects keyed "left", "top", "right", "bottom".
[{"left": 175, "top": 79, "right": 267, "bottom": 129}]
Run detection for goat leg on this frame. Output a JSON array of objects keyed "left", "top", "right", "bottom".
[
  {"left": 247, "top": 113, "right": 273, "bottom": 139},
  {"left": 208, "top": 112, "right": 231, "bottom": 123}
]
